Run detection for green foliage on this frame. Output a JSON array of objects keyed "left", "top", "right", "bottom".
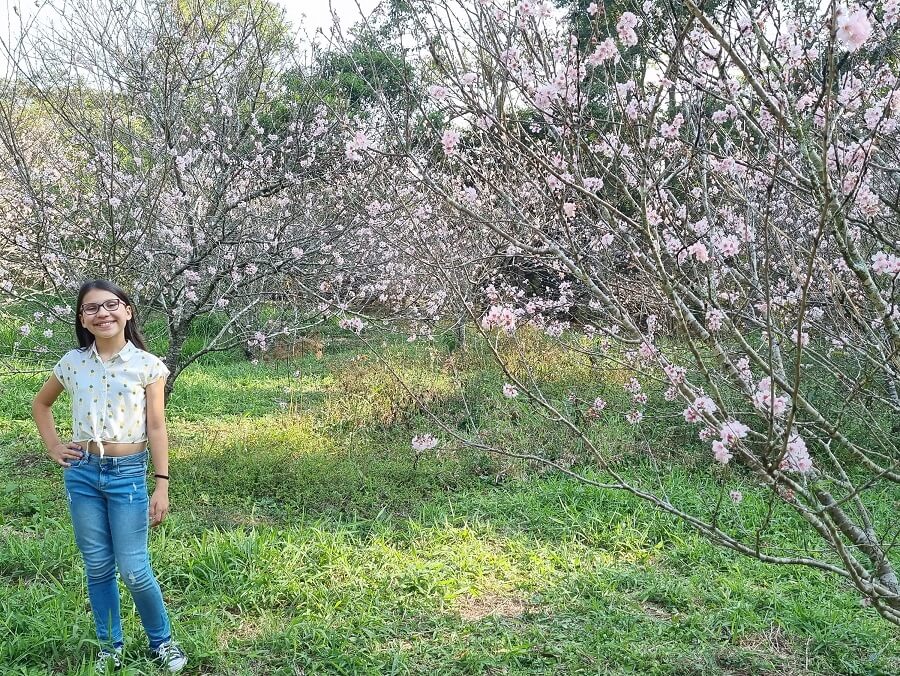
[
  {"left": 319, "top": 44, "right": 416, "bottom": 111},
  {"left": 174, "top": 0, "right": 291, "bottom": 47}
]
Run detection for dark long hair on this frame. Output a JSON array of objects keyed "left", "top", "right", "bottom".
[{"left": 74, "top": 280, "right": 148, "bottom": 351}]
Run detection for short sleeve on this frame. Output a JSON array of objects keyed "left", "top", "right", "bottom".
[
  {"left": 52, "top": 354, "right": 69, "bottom": 392},
  {"left": 144, "top": 355, "right": 170, "bottom": 387}
]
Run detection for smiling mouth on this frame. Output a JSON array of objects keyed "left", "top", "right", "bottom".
[{"left": 94, "top": 320, "right": 116, "bottom": 328}]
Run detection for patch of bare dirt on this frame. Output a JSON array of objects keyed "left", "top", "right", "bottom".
[
  {"left": 640, "top": 600, "right": 674, "bottom": 621},
  {"left": 454, "top": 593, "right": 529, "bottom": 622},
  {"left": 14, "top": 452, "right": 45, "bottom": 472},
  {"left": 0, "top": 524, "right": 37, "bottom": 540},
  {"left": 737, "top": 625, "right": 795, "bottom": 660}
]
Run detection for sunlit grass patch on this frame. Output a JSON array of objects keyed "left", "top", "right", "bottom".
[
  {"left": 169, "top": 414, "right": 334, "bottom": 458},
  {"left": 460, "top": 326, "right": 595, "bottom": 388},
  {"left": 165, "top": 360, "right": 326, "bottom": 420},
  {"left": 321, "top": 350, "right": 457, "bottom": 430}
]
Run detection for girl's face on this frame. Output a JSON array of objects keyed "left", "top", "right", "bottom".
[{"left": 79, "top": 289, "right": 133, "bottom": 340}]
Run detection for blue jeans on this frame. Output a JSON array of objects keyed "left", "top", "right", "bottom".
[{"left": 64, "top": 449, "right": 172, "bottom": 650}]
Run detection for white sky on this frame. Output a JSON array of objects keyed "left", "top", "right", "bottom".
[
  {"left": 0, "top": 0, "right": 382, "bottom": 66},
  {"left": 277, "top": 0, "right": 382, "bottom": 37}
]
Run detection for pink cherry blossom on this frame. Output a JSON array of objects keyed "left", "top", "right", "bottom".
[
  {"left": 706, "top": 309, "right": 725, "bottom": 332},
  {"left": 664, "top": 364, "right": 686, "bottom": 384},
  {"left": 345, "top": 130, "right": 371, "bottom": 161},
  {"left": 616, "top": 12, "right": 639, "bottom": 47},
  {"left": 693, "top": 395, "right": 718, "bottom": 414},
  {"left": 459, "top": 186, "right": 478, "bottom": 203},
  {"left": 585, "top": 38, "right": 619, "bottom": 66},
  {"left": 712, "top": 441, "right": 732, "bottom": 464},
  {"left": 442, "top": 129, "right": 461, "bottom": 155},
  {"left": 720, "top": 420, "right": 750, "bottom": 445},
  {"left": 638, "top": 341, "right": 656, "bottom": 359},
  {"left": 780, "top": 433, "right": 813, "bottom": 473},
  {"left": 688, "top": 241, "right": 709, "bottom": 263},
  {"left": 698, "top": 427, "right": 717, "bottom": 442},
  {"left": 836, "top": 6, "right": 872, "bottom": 52},
  {"left": 871, "top": 252, "right": 900, "bottom": 275},
  {"left": 791, "top": 329, "right": 810, "bottom": 347},
  {"left": 481, "top": 305, "right": 518, "bottom": 334},
  {"left": 715, "top": 234, "right": 741, "bottom": 258},
  {"left": 752, "top": 377, "right": 788, "bottom": 417},
  {"left": 338, "top": 317, "right": 365, "bottom": 334},
  {"left": 427, "top": 85, "right": 449, "bottom": 100},
  {"left": 503, "top": 383, "right": 519, "bottom": 398},
  {"left": 683, "top": 407, "right": 701, "bottom": 423},
  {"left": 886, "top": 0, "right": 900, "bottom": 27},
  {"left": 660, "top": 113, "right": 683, "bottom": 139},
  {"left": 412, "top": 434, "right": 439, "bottom": 452}
]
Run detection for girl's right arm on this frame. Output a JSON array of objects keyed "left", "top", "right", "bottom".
[{"left": 32, "top": 376, "right": 83, "bottom": 468}]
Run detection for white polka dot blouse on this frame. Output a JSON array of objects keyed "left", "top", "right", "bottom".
[{"left": 52, "top": 341, "right": 169, "bottom": 453}]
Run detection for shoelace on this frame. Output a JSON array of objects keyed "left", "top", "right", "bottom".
[
  {"left": 96, "top": 649, "right": 122, "bottom": 667},
  {"left": 155, "top": 642, "right": 185, "bottom": 661}
]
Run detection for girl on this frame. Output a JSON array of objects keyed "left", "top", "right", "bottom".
[{"left": 32, "top": 280, "right": 188, "bottom": 672}]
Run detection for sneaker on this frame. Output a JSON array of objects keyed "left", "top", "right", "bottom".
[
  {"left": 151, "top": 641, "right": 188, "bottom": 672},
  {"left": 95, "top": 646, "right": 123, "bottom": 672}
]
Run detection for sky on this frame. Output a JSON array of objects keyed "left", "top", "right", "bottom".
[
  {"left": 277, "top": 0, "right": 381, "bottom": 38},
  {"left": 0, "top": 0, "right": 381, "bottom": 66}
]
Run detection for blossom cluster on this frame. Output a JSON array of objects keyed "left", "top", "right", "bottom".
[{"left": 411, "top": 434, "right": 439, "bottom": 452}]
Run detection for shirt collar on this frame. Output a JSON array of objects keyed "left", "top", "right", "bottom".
[{"left": 90, "top": 340, "right": 136, "bottom": 362}]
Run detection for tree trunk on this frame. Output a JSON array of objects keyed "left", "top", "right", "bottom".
[
  {"left": 453, "top": 314, "right": 466, "bottom": 352},
  {"left": 163, "top": 330, "right": 185, "bottom": 405}
]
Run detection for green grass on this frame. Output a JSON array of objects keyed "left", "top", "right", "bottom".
[{"left": 1, "top": 329, "right": 898, "bottom": 674}]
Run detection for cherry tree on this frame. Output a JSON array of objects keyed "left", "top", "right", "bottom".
[
  {"left": 0, "top": 0, "right": 355, "bottom": 394},
  {"left": 332, "top": 0, "right": 900, "bottom": 624}
]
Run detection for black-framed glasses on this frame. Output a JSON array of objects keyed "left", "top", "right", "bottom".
[{"left": 80, "top": 299, "right": 123, "bottom": 315}]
